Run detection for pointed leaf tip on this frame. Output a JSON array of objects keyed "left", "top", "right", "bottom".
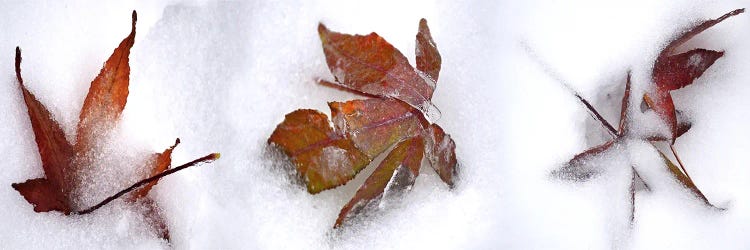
[
  {"left": 75, "top": 11, "right": 137, "bottom": 152},
  {"left": 318, "top": 22, "right": 438, "bottom": 120},
  {"left": 12, "top": 178, "right": 70, "bottom": 214},
  {"left": 15, "top": 47, "right": 22, "bottom": 83},
  {"left": 416, "top": 18, "right": 441, "bottom": 82}
]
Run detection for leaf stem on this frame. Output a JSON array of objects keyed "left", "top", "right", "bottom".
[
  {"left": 629, "top": 168, "right": 636, "bottom": 224},
  {"left": 76, "top": 153, "right": 220, "bottom": 215},
  {"left": 669, "top": 144, "right": 691, "bottom": 179}
]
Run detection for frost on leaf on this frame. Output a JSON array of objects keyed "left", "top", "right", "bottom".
[
  {"left": 329, "top": 98, "right": 423, "bottom": 159},
  {"left": 270, "top": 19, "right": 458, "bottom": 228},
  {"left": 11, "top": 11, "right": 220, "bottom": 241},
  {"left": 334, "top": 136, "right": 424, "bottom": 228},
  {"left": 318, "top": 22, "right": 440, "bottom": 122},
  {"left": 268, "top": 109, "right": 370, "bottom": 194},
  {"left": 424, "top": 124, "right": 457, "bottom": 187}
]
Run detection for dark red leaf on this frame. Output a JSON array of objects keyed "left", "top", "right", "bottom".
[
  {"left": 659, "top": 8, "right": 744, "bottom": 58},
  {"left": 647, "top": 9, "right": 743, "bottom": 143},
  {"left": 424, "top": 124, "right": 457, "bottom": 187},
  {"left": 334, "top": 136, "right": 424, "bottom": 228},
  {"left": 654, "top": 49, "right": 724, "bottom": 91},
  {"left": 12, "top": 178, "right": 70, "bottom": 213},
  {"left": 318, "top": 23, "right": 438, "bottom": 121},
  {"left": 329, "top": 98, "right": 423, "bottom": 159},
  {"left": 415, "top": 18, "right": 441, "bottom": 83}
]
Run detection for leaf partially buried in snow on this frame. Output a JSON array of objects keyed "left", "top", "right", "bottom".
[
  {"left": 334, "top": 136, "right": 424, "bottom": 228},
  {"left": 551, "top": 9, "right": 743, "bottom": 224},
  {"left": 318, "top": 22, "right": 440, "bottom": 122},
  {"left": 11, "top": 48, "right": 74, "bottom": 214},
  {"left": 270, "top": 18, "right": 458, "bottom": 228},
  {"left": 12, "top": 11, "right": 219, "bottom": 241},
  {"left": 424, "top": 124, "right": 457, "bottom": 187},
  {"left": 74, "top": 10, "right": 137, "bottom": 154},
  {"left": 269, "top": 109, "right": 370, "bottom": 194},
  {"left": 645, "top": 8, "right": 743, "bottom": 143}
]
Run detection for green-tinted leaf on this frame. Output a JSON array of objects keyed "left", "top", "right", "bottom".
[
  {"left": 657, "top": 151, "right": 716, "bottom": 208},
  {"left": 269, "top": 109, "right": 370, "bottom": 193}
]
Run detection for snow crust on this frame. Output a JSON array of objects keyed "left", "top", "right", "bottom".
[{"left": 1, "top": 0, "right": 750, "bottom": 249}]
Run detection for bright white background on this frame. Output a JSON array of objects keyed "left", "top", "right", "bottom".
[{"left": 1, "top": 0, "right": 749, "bottom": 249}]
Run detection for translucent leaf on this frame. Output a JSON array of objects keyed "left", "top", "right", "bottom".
[
  {"left": 334, "top": 136, "right": 424, "bottom": 228},
  {"left": 269, "top": 109, "right": 370, "bottom": 193}
]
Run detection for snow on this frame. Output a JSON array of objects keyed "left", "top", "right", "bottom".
[{"left": 1, "top": 0, "right": 750, "bottom": 249}]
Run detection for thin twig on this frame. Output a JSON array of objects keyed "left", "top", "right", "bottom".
[
  {"left": 76, "top": 153, "right": 220, "bottom": 215},
  {"left": 629, "top": 168, "right": 636, "bottom": 224},
  {"left": 632, "top": 167, "right": 651, "bottom": 192}
]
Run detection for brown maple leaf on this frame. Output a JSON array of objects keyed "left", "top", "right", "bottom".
[
  {"left": 11, "top": 11, "right": 220, "bottom": 240},
  {"left": 269, "top": 18, "right": 458, "bottom": 228},
  {"left": 551, "top": 8, "right": 743, "bottom": 222}
]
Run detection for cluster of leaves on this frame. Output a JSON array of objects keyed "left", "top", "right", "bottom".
[
  {"left": 12, "top": 11, "right": 220, "bottom": 240},
  {"left": 269, "top": 19, "right": 458, "bottom": 228},
  {"left": 553, "top": 8, "right": 744, "bottom": 220}
]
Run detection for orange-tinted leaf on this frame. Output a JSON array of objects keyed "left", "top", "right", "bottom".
[
  {"left": 654, "top": 49, "right": 724, "bottom": 91},
  {"left": 131, "top": 139, "right": 180, "bottom": 200},
  {"left": 415, "top": 18, "right": 441, "bottom": 83},
  {"left": 424, "top": 124, "right": 457, "bottom": 187},
  {"left": 14, "top": 47, "right": 74, "bottom": 193},
  {"left": 269, "top": 109, "right": 370, "bottom": 193},
  {"left": 76, "top": 11, "right": 137, "bottom": 152},
  {"left": 334, "top": 136, "right": 424, "bottom": 228},
  {"left": 318, "top": 23, "right": 439, "bottom": 121},
  {"left": 12, "top": 178, "right": 70, "bottom": 213},
  {"left": 329, "top": 98, "right": 423, "bottom": 159}
]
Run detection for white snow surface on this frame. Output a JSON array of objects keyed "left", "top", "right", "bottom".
[{"left": 1, "top": 0, "right": 750, "bottom": 249}]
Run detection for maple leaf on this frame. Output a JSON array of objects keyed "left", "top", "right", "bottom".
[
  {"left": 551, "top": 8, "right": 743, "bottom": 223},
  {"left": 645, "top": 8, "right": 744, "bottom": 143},
  {"left": 11, "top": 11, "right": 220, "bottom": 240},
  {"left": 269, "top": 18, "right": 458, "bottom": 228}
]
